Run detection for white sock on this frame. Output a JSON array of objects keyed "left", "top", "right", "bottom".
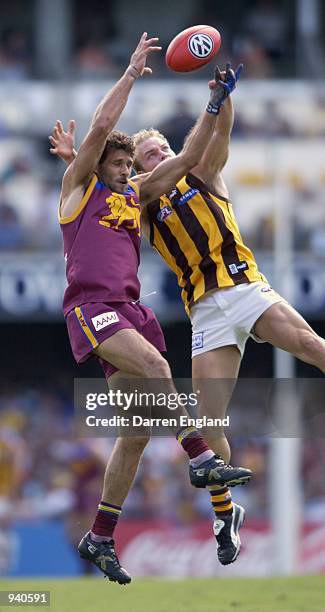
[
  {"left": 189, "top": 449, "right": 214, "bottom": 467},
  {"left": 90, "top": 531, "right": 113, "bottom": 543}
]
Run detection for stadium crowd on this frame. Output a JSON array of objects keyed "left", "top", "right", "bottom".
[
  {"left": 0, "top": 3, "right": 324, "bottom": 253},
  {"left": 0, "top": 1, "right": 296, "bottom": 81},
  {"left": 1, "top": 387, "right": 324, "bottom": 532}
]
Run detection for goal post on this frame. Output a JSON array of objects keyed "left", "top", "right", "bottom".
[{"left": 269, "top": 139, "right": 302, "bottom": 574}]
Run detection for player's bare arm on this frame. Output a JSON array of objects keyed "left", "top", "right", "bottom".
[
  {"left": 190, "top": 63, "right": 242, "bottom": 194},
  {"left": 192, "top": 96, "right": 234, "bottom": 193},
  {"left": 135, "top": 71, "right": 230, "bottom": 205},
  {"left": 60, "top": 32, "right": 161, "bottom": 218}
]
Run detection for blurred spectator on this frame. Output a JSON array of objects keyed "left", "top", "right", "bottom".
[
  {"left": 0, "top": 29, "right": 31, "bottom": 80},
  {"left": 72, "top": 0, "right": 119, "bottom": 78},
  {"left": 290, "top": 185, "right": 325, "bottom": 251},
  {"left": 30, "top": 178, "right": 61, "bottom": 250},
  {"left": 256, "top": 100, "right": 293, "bottom": 137},
  {"left": 232, "top": 110, "right": 251, "bottom": 137},
  {"left": 234, "top": 37, "right": 274, "bottom": 79},
  {"left": 0, "top": 201, "right": 24, "bottom": 250},
  {"left": 310, "top": 221, "right": 325, "bottom": 255},
  {"left": 244, "top": 0, "right": 288, "bottom": 64},
  {"left": 73, "top": 41, "right": 117, "bottom": 79},
  {"left": 157, "top": 98, "right": 196, "bottom": 153},
  {"left": 306, "top": 94, "right": 325, "bottom": 138},
  {"left": 254, "top": 215, "right": 274, "bottom": 250}
]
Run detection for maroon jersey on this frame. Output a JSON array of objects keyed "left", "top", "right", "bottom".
[{"left": 59, "top": 175, "right": 141, "bottom": 316}]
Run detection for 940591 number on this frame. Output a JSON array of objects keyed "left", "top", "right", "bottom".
[{"left": 0, "top": 591, "right": 50, "bottom": 606}]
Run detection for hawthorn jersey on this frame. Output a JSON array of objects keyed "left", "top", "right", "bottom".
[
  {"left": 147, "top": 173, "right": 266, "bottom": 314},
  {"left": 59, "top": 175, "right": 141, "bottom": 316}
]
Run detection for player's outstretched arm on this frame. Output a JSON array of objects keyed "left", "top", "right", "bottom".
[
  {"left": 138, "top": 70, "right": 229, "bottom": 204},
  {"left": 193, "top": 96, "right": 234, "bottom": 183},
  {"left": 64, "top": 33, "right": 161, "bottom": 192},
  {"left": 192, "top": 63, "right": 241, "bottom": 183}
]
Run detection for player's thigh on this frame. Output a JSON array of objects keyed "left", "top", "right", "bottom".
[
  {"left": 253, "top": 301, "right": 317, "bottom": 353},
  {"left": 192, "top": 345, "right": 241, "bottom": 379},
  {"left": 94, "top": 328, "right": 170, "bottom": 378},
  {"left": 192, "top": 345, "right": 241, "bottom": 419}
]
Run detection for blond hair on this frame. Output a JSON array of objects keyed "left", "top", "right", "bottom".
[{"left": 132, "top": 128, "right": 168, "bottom": 171}]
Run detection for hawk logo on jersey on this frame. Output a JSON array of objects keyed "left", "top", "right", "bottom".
[
  {"left": 188, "top": 33, "right": 214, "bottom": 59},
  {"left": 99, "top": 194, "right": 141, "bottom": 235},
  {"left": 157, "top": 205, "right": 173, "bottom": 222}
]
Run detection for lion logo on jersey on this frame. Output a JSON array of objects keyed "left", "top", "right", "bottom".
[{"left": 99, "top": 194, "right": 140, "bottom": 235}]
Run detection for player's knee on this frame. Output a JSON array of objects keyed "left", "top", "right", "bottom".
[
  {"left": 144, "top": 351, "right": 171, "bottom": 378},
  {"left": 298, "top": 330, "right": 323, "bottom": 358}
]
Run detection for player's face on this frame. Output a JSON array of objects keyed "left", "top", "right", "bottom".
[
  {"left": 98, "top": 149, "right": 134, "bottom": 193},
  {"left": 135, "top": 137, "right": 175, "bottom": 173}
]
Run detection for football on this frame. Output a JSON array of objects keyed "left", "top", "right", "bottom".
[{"left": 166, "top": 25, "right": 221, "bottom": 72}]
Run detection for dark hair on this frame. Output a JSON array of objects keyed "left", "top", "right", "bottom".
[{"left": 99, "top": 130, "right": 135, "bottom": 165}]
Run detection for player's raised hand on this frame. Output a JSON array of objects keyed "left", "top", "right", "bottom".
[
  {"left": 127, "top": 32, "right": 162, "bottom": 78},
  {"left": 222, "top": 62, "right": 243, "bottom": 95},
  {"left": 49, "top": 119, "right": 76, "bottom": 164},
  {"left": 206, "top": 62, "right": 243, "bottom": 115}
]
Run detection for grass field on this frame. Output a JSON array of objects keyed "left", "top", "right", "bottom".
[{"left": 0, "top": 576, "right": 324, "bottom": 612}]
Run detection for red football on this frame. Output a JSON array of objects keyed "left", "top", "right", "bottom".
[{"left": 166, "top": 25, "right": 221, "bottom": 72}]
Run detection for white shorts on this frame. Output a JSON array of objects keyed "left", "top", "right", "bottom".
[{"left": 190, "top": 281, "right": 284, "bottom": 358}]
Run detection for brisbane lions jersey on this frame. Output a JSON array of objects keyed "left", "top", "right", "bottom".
[{"left": 59, "top": 175, "right": 141, "bottom": 316}]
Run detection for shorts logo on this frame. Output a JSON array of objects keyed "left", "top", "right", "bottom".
[
  {"left": 178, "top": 188, "right": 199, "bottom": 205},
  {"left": 228, "top": 261, "right": 248, "bottom": 275},
  {"left": 192, "top": 332, "right": 204, "bottom": 350},
  {"left": 157, "top": 205, "right": 173, "bottom": 222},
  {"left": 261, "top": 285, "right": 272, "bottom": 293},
  {"left": 91, "top": 311, "right": 119, "bottom": 331},
  {"left": 188, "top": 33, "right": 214, "bottom": 59},
  {"left": 77, "top": 313, "right": 87, "bottom": 327}
]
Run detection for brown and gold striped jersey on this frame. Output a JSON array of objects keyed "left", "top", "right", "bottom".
[{"left": 146, "top": 173, "right": 266, "bottom": 314}]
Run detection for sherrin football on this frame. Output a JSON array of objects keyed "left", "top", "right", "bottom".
[{"left": 166, "top": 25, "right": 221, "bottom": 72}]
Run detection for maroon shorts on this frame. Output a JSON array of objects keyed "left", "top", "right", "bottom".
[{"left": 66, "top": 301, "right": 166, "bottom": 378}]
